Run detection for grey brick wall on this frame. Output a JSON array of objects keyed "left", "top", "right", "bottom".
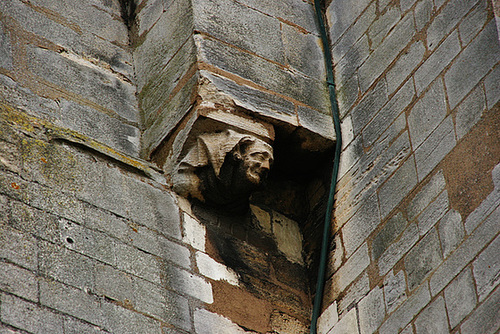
[{"left": 320, "top": 0, "right": 500, "bottom": 333}]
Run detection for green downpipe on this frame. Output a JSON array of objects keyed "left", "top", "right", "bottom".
[{"left": 310, "top": 0, "right": 342, "bottom": 333}]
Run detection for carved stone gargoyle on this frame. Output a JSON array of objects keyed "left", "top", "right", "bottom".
[{"left": 172, "top": 130, "right": 273, "bottom": 212}]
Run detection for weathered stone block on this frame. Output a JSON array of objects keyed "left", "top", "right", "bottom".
[
  {"left": 414, "top": 116, "right": 456, "bottom": 180},
  {"left": 142, "top": 73, "right": 198, "bottom": 157},
  {"left": 473, "top": 234, "right": 500, "bottom": 301},
  {"left": 337, "top": 133, "right": 362, "bottom": 182},
  {"left": 358, "top": 286, "right": 385, "bottom": 334},
  {"left": 56, "top": 99, "right": 140, "bottom": 156},
  {"left": 444, "top": 267, "right": 477, "bottom": 329},
  {"left": 330, "top": 1, "right": 376, "bottom": 62},
  {"left": 165, "top": 267, "right": 213, "bottom": 304},
  {"left": 335, "top": 74, "right": 359, "bottom": 118},
  {"left": 282, "top": 25, "right": 325, "bottom": 79},
  {"left": 460, "top": 285, "right": 500, "bottom": 334},
  {"left": 114, "top": 242, "right": 161, "bottom": 284},
  {"left": 342, "top": 193, "right": 380, "bottom": 257},
  {"left": 58, "top": 219, "right": 116, "bottom": 266},
  {"left": 0, "top": 23, "right": 12, "bottom": 70},
  {"left": 414, "top": 31, "right": 461, "bottom": 94},
  {"left": 384, "top": 270, "right": 407, "bottom": 314},
  {"left": 196, "top": 252, "right": 239, "bottom": 285},
  {"left": 136, "top": 0, "right": 164, "bottom": 36},
  {"left": 335, "top": 35, "right": 370, "bottom": 85},
  {"left": 40, "top": 279, "right": 105, "bottom": 328},
  {"left": 238, "top": 0, "right": 318, "bottom": 33},
  {"left": 417, "top": 190, "right": 449, "bottom": 236},
  {"left": 459, "top": 0, "right": 490, "bottom": 45},
  {"left": 297, "top": 105, "right": 336, "bottom": 141},
  {"left": 455, "top": 85, "right": 486, "bottom": 140},
  {"left": 358, "top": 13, "right": 415, "bottom": 92},
  {"left": 101, "top": 300, "right": 163, "bottom": 333},
  {"left": 407, "top": 170, "right": 446, "bottom": 221},
  {"left": 141, "top": 38, "right": 196, "bottom": 128},
  {"left": 0, "top": 262, "right": 38, "bottom": 302},
  {"left": 317, "top": 302, "right": 338, "bottom": 334},
  {"left": 193, "top": 0, "right": 284, "bottom": 63},
  {"left": 484, "top": 61, "right": 500, "bottom": 109},
  {"left": 414, "top": 0, "right": 433, "bottom": 31},
  {"left": 363, "top": 80, "right": 415, "bottom": 147},
  {"left": 0, "top": 75, "right": 59, "bottom": 120},
  {"left": 8, "top": 200, "right": 60, "bottom": 244},
  {"left": 0, "top": 224, "right": 38, "bottom": 271},
  {"left": 379, "top": 284, "right": 431, "bottom": 334},
  {"left": 336, "top": 273, "right": 370, "bottom": 315},
  {"left": 62, "top": 317, "right": 106, "bottom": 334},
  {"left": 351, "top": 79, "right": 388, "bottom": 135},
  {"left": 430, "top": 204, "right": 500, "bottom": 295},
  {"left": 128, "top": 226, "right": 191, "bottom": 269},
  {"left": 368, "top": 6, "right": 401, "bottom": 49},
  {"left": 427, "top": 0, "right": 480, "bottom": 50},
  {"left": 134, "top": 0, "right": 193, "bottom": 90},
  {"left": 27, "top": 47, "right": 138, "bottom": 123},
  {"left": 327, "top": 0, "right": 372, "bottom": 45},
  {"left": 94, "top": 263, "right": 134, "bottom": 303},
  {"left": 202, "top": 71, "right": 298, "bottom": 128},
  {"left": 336, "top": 129, "right": 412, "bottom": 226},
  {"left": 405, "top": 228, "right": 443, "bottom": 291},
  {"left": 329, "top": 243, "right": 369, "bottom": 297},
  {"left": 329, "top": 307, "right": 358, "bottom": 334},
  {"left": 132, "top": 277, "right": 191, "bottom": 330},
  {"left": 194, "top": 308, "right": 246, "bottom": 334},
  {"left": 197, "top": 35, "right": 330, "bottom": 113},
  {"left": 1, "top": 293, "right": 64, "bottom": 334},
  {"left": 414, "top": 296, "right": 449, "bottom": 334},
  {"left": 386, "top": 41, "right": 425, "bottom": 94},
  {"left": 400, "top": 0, "right": 417, "bottom": 12},
  {"left": 0, "top": 0, "right": 133, "bottom": 78},
  {"left": 445, "top": 20, "right": 500, "bottom": 108},
  {"left": 29, "top": 0, "right": 129, "bottom": 45},
  {"left": 409, "top": 80, "right": 448, "bottom": 148},
  {"left": 38, "top": 240, "right": 96, "bottom": 290},
  {"left": 372, "top": 211, "right": 408, "bottom": 261},
  {"left": 378, "top": 156, "right": 418, "bottom": 219},
  {"left": 438, "top": 209, "right": 465, "bottom": 258}
]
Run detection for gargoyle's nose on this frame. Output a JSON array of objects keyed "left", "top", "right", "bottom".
[{"left": 261, "top": 160, "right": 271, "bottom": 171}]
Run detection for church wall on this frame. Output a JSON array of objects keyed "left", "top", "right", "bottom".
[
  {"left": 1, "top": 0, "right": 500, "bottom": 333},
  {"left": 319, "top": 0, "right": 500, "bottom": 333},
  {"left": 0, "top": 0, "right": 323, "bottom": 333}
]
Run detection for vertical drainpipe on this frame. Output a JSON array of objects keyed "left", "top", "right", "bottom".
[{"left": 310, "top": 0, "right": 342, "bottom": 333}]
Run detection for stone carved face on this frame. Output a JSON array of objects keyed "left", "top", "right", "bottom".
[
  {"left": 172, "top": 130, "right": 273, "bottom": 211},
  {"left": 234, "top": 140, "right": 273, "bottom": 185}
]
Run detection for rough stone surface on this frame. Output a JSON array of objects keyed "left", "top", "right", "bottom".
[
  {"left": 473, "top": 234, "right": 500, "bottom": 301},
  {"left": 384, "top": 270, "right": 407, "bottom": 314},
  {"left": 445, "top": 20, "right": 500, "bottom": 108},
  {"left": 460, "top": 286, "right": 500, "bottom": 334},
  {"left": 414, "top": 296, "right": 449, "bottom": 334},
  {"left": 317, "top": 302, "right": 338, "bottom": 334},
  {"left": 408, "top": 80, "right": 448, "bottom": 149},
  {"left": 438, "top": 209, "right": 465, "bottom": 258},
  {"left": 416, "top": 190, "right": 449, "bottom": 236},
  {"left": 358, "top": 287, "right": 385, "bottom": 334},
  {"left": 329, "top": 307, "right": 359, "bottom": 334},
  {"left": 379, "top": 284, "right": 431, "bottom": 334},
  {"left": 444, "top": 267, "right": 477, "bottom": 329},
  {"left": 405, "top": 228, "right": 443, "bottom": 291}
]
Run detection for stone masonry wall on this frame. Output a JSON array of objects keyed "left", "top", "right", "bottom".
[
  {"left": 318, "top": 0, "right": 500, "bottom": 333},
  {"left": 2, "top": 0, "right": 500, "bottom": 333},
  {"left": 0, "top": 0, "right": 324, "bottom": 333}
]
